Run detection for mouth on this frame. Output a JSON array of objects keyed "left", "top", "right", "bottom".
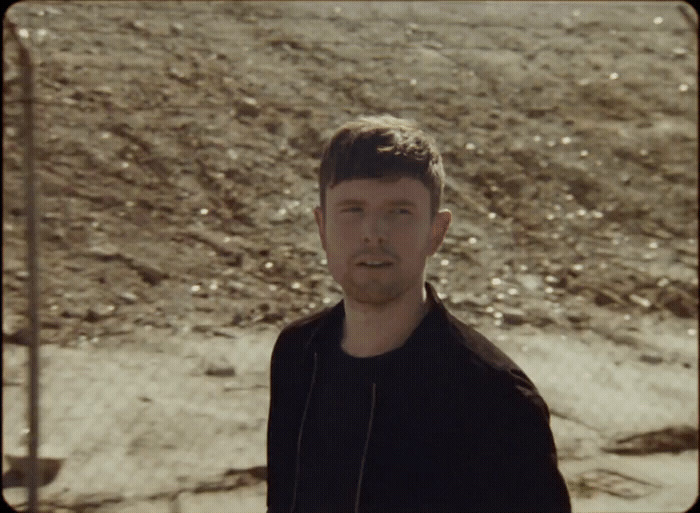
[{"left": 357, "top": 261, "right": 393, "bottom": 268}]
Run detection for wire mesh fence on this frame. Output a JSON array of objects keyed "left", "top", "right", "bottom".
[{"left": 2, "top": 2, "right": 698, "bottom": 512}]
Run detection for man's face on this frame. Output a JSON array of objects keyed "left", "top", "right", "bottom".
[{"left": 314, "top": 177, "right": 451, "bottom": 305}]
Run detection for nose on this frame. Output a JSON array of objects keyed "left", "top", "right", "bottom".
[{"left": 362, "top": 212, "right": 389, "bottom": 244}]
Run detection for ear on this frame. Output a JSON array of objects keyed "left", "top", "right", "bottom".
[
  {"left": 314, "top": 206, "right": 327, "bottom": 252},
  {"left": 428, "top": 209, "right": 452, "bottom": 256}
]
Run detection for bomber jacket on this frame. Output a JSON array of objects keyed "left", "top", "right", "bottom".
[{"left": 267, "top": 282, "right": 571, "bottom": 513}]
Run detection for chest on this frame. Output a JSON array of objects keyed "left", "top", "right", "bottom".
[
  {"left": 307, "top": 351, "right": 471, "bottom": 468},
  {"left": 297, "top": 348, "right": 487, "bottom": 511}
]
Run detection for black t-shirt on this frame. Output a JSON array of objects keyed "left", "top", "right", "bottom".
[{"left": 294, "top": 307, "right": 431, "bottom": 512}]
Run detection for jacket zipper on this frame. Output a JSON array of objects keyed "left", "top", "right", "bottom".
[
  {"left": 289, "top": 351, "right": 318, "bottom": 513},
  {"left": 354, "top": 381, "right": 377, "bottom": 513}
]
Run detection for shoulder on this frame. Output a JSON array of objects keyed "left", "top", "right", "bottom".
[
  {"left": 437, "top": 306, "right": 549, "bottom": 418},
  {"left": 279, "top": 306, "right": 332, "bottom": 338},
  {"left": 271, "top": 305, "right": 336, "bottom": 361},
  {"left": 438, "top": 306, "right": 522, "bottom": 375}
]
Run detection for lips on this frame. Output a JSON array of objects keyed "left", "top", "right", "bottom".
[
  {"left": 356, "top": 257, "right": 394, "bottom": 267},
  {"left": 358, "top": 261, "right": 392, "bottom": 267},
  {"left": 354, "top": 251, "right": 396, "bottom": 267}
]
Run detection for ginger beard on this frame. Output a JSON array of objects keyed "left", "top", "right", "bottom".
[
  {"left": 333, "top": 246, "right": 428, "bottom": 306},
  {"left": 341, "top": 254, "right": 405, "bottom": 305}
]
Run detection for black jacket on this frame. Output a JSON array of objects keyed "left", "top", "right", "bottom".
[{"left": 267, "top": 283, "right": 571, "bottom": 513}]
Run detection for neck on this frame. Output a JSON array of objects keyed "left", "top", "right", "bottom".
[{"left": 341, "top": 282, "right": 430, "bottom": 357}]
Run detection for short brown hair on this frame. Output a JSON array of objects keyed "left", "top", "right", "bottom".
[{"left": 319, "top": 115, "right": 445, "bottom": 218}]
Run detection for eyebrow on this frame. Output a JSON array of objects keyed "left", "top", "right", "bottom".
[{"left": 335, "top": 199, "right": 417, "bottom": 208}]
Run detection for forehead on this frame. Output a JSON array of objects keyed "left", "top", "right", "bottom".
[{"left": 326, "top": 177, "right": 430, "bottom": 206}]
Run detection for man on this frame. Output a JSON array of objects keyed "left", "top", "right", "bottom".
[{"left": 267, "top": 115, "right": 571, "bottom": 512}]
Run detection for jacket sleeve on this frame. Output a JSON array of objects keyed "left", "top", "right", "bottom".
[
  {"left": 266, "top": 334, "right": 282, "bottom": 512},
  {"left": 478, "top": 373, "right": 571, "bottom": 513},
  {"left": 266, "top": 331, "right": 298, "bottom": 513},
  {"left": 267, "top": 309, "right": 330, "bottom": 512}
]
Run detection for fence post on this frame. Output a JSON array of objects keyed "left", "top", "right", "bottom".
[{"left": 7, "top": 18, "right": 41, "bottom": 513}]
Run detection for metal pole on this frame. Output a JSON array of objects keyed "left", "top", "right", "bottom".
[{"left": 7, "top": 19, "right": 40, "bottom": 513}]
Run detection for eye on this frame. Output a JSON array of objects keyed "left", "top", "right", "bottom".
[
  {"left": 341, "top": 206, "right": 363, "bottom": 213},
  {"left": 391, "top": 208, "right": 412, "bottom": 215}
]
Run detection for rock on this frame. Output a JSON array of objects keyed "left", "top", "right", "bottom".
[
  {"left": 5, "top": 442, "right": 66, "bottom": 486},
  {"left": 85, "top": 303, "right": 116, "bottom": 322},
  {"left": 183, "top": 226, "right": 254, "bottom": 255},
  {"left": 129, "top": 20, "right": 147, "bottom": 31},
  {"left": 268, "top": 207, "right": 289, "bottom": 223},
  {"left": 500, "top": 306, "right": 526, "bottom": 325},
  {"left": 594, "top": 288, "right": 625, "bottom": 307},
  {"left": 566, "top": 310, "right": 591, "bottom": 325},
  {"left": 659, "top": 289, "right": 696, "bottom": 318},
  {"left": 167, "top": 66, "right": 189, "bottom": 81},
  {"left": 204, "top": 363, "right": 236, "bottom": 377},
  {"left": 170, "top": 22, "right": 184, "bottom": 35},
  {"left": 572, "top": 468, "right": 661, "bottom": 500},
  {"left": 524, "top": 306, "right": 557, "bottom": 327},
  {"left": 602, "top": 425, "right": 698, "bottom": 455},
  {"left": 593, "top": 326, "right": 645, "bottom": 348},
  {"left": 2, "top": 326, "right": 30, "bottom": 346},
  {"left": 212, "top": 327, "right": 239, "bottom": 338},
  {"left": 223, "top": 465, "right": 267, "bottom": 481},
  {"left": 517, "top": 274, "right": 544, "bottom": 292},
  {"left": 235, "top": 96, "right": 261, "bottom": 117},
  {"left": 629, "top": 293, "right": 652, "bottom": 309},
  {"left": 193, "top": 354, "right": 237, "bottom": 378},
  {"left": 92, "top": 84, "right": 114, "bottom": 95},
  {"left": 128, "top": 259, "right": 169, "bottom": 285},
  {"left": 639, "top": 353, "right": 664, "bottom": 365},
  {"left": 119, "top": 291, "right": 139, "bottom": 304},
  {"left": 191, "top": 322, "right": 213, "bottom": 334},
  {"left": 87, "top": 243, "right": 123, "bottom": 260}
]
